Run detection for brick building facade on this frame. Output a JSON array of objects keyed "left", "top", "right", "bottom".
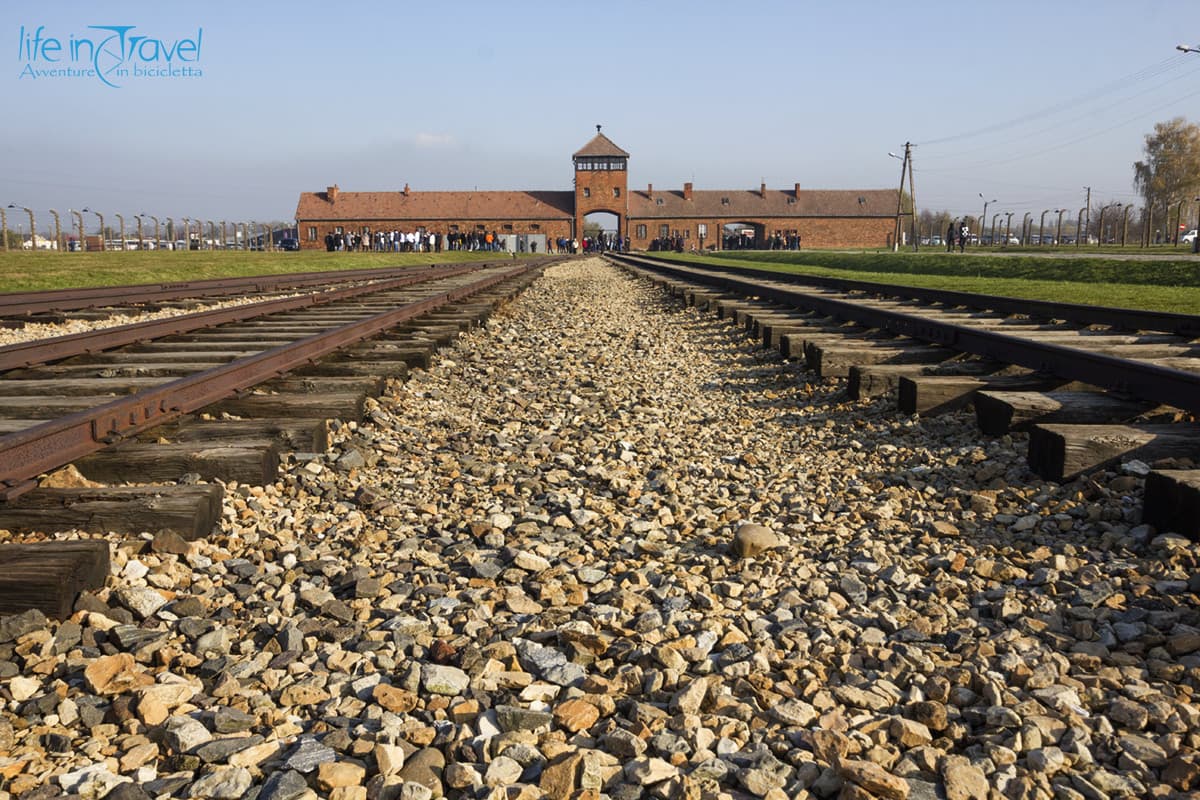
[{"left": 294, "top": 129, "right": 898, "bottom": 251}]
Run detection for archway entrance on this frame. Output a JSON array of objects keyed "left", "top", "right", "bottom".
[
  {"left": 582, "top": 211, "right": 621, "bottom": 253},
  {"left": 722, "top": 222, "right": 764, "bottom": 250}
]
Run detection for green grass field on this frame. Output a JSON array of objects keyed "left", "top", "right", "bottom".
[
  {"left": 0, "top": 250, "right": 507, "bottom": 294},
  {"left": 4, "top": 248, "right": 1200, "bottom": 316},
  {"left": 653, "top": 251, "right": 1200, "bottom": 315}
]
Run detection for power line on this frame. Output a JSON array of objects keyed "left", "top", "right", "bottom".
[{"left": 918, "top": 54, "right": 1191, "bottom": 147}]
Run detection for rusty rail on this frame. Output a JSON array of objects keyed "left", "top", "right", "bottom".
[
  {"left": 0, "top": 264, "right": 535, "bottom": 500},
  {"left": 0, "top": 265, "right": 481, "bottom": 372},
  {"left": 0, "top": 260, "right": 520, "bottom": 316}
]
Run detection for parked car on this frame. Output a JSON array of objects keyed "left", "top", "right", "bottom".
[
  {"left": 278, "top": 237, "right": 300, "bottom": 251},
  {"left": 1182, "top": 229, "right": 1198, "bottom": 245}
]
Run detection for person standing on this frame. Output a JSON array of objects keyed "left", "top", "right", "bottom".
[
  {"left": 959, "top": 222, "right": 968, "bottom": 252},
  {"left": 946, "top": 221, "right": 956, "bottom": 253}
]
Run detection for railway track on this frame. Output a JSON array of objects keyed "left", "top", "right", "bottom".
[
  {"left": 607, "top": 251, "right": 1200, "bottom": 538},
  {"left": 0, "top": 260, "right": 514, "bottom": 325},
  {"left": 0, "top": 259, "right": 552, "bottom": 615}
]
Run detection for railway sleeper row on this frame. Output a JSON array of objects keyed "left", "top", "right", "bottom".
[
  {"left": 0, "top": 266, "right": 544, "bottom": 619},
  {"left": 619, "top": 261, "right": 1200, "bottom": 541}
]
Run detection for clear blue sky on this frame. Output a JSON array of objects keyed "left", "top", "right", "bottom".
[{"left": 4, "top": 0, "right": 1198, "bottom": 231}]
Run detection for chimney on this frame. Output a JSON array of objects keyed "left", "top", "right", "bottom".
[
  {"left": 647, "top": 183, "right": 653, "bottom": 197},
  {"left": 683, "top": 182, "right": 693, "bottom": 201},
  {"left": 403, "top": 183, "right": 410, "bottom": 197},
  {"left": 326, "top": 184, "right": 339, "bottom": 203},
  {"left": 760, "top": 182, "right": 767, "bottom": 198},
  {"left": 794, "top": 182, "right": 801, "bottom": 199}
]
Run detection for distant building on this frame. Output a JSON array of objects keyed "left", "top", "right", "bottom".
[{"left": 294, "top": 130, "right": 898, "bottom": 251}]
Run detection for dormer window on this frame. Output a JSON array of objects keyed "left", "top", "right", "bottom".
[
  {"left": 656, "top": 198, "right": 664, "bottom": 206},
  {"left": 721, "top": 197, "right": 730, "bottom": 205}
]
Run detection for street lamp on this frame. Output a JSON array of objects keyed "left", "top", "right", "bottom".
[
  {"left": 1021, "top": 212, "right": 1032, "bottom": 245},
  {"left": 208, "top": 221, "right": 216, "bottom": 250},
  {"left": 979, "top": 194, "right": 995, "bottom": 248},
  {"left": 1121, "top": 204, "right": 1132, "bottom": 246},
  {"left": 8, "top": 205, "right": 35, "bottom": 251},
  {"left": 1055, "top": 209, "right": 1068, "bottom": 247},
  {"left": 82, "top": 208, "right": 105, "bottom": 251},
  {"left": 0, "top": 208, "right": 7, "bottom": 252},
  {"left": 1039, "top": 210, "right": 1050, "bottom": 246},
  {"left": 134, "top": 214, "right": 145, "bottom": 251},
  {"left": 220, "top": 221, "right": 227, "bottom": 249},
  {"left": 140, "top": 214, "right": 160, "bottom": 250},
  {"left": 46, "top": 209, "right": 63, "bottom": 252},
  {"left": 182, "top": 217, "right": 191, "bottom": 251},
  {"left": 991, "top": 213, "right": 1000, "bottom": 246},
  {"left": 1004, "top": 212, "right": 1014, "bottom": 247},
  {"left": 69, "top": 209, "right": 84, "bottom": 251},
  {"left": 1076, "top": 207, "right": 1086, "bottom": 247}
]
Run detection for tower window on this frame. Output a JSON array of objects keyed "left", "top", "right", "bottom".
[
  {"left": 583, "top": 188, "right": 591, "bottom": 198},
  {"left": 613, "top": 187, "right": 621, "bottom": 198}
]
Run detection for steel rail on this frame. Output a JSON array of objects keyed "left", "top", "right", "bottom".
[
  {"left": 0, "top": 264, "right": 482, "bottom": 372},
  {"left": 627, "top": 252, "right": 1200, "bottom": 337},
  {"left": 609, "top": 253, "right": 1200, "bottom": 415},
  {"left": 0, "top": 264, "right": 535, "bottom": 500},
  {"left": 0, "top": 260, "right": 518, "bottom": 316}
]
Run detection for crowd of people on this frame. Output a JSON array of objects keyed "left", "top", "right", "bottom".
[{"left": 723, "top": 231, "right": 802, "bottom": 250}]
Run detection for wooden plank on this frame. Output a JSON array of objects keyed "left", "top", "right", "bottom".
[
  {"left": 898, "top": 374, "right": 1082, "bottom": 416},
  {"left": 0, "top": 485, "right": 223, "bottom": 539},
  {"left": 0, "top": 541, "right": 110, "bottom": 619},
  {"left": 806, "top": 341, "right": 953, "bottom": 378},
  {"left": 974, "top": 390, "right": 1157, "bottom": 435},
  {"left": 293, "top": 360, "right": 408, "bottom": 380},
  {"left": 5, "top": 363, "right": 201, "bottom": 380},
  {"left": 141, "top": 418, "right": 328, "bottom": 451},
  {"left": 270, "top": 375, "right": 386, "bottom": 397},
  {"left": 209, "top": 390, "right": 366, "bottom": 422},
  {"left": 1144, "top": 470, "right": 1200, "bottom": 539},
  {"left": 0, "top": 376, "right": 170, "bottom": 397},
  {"left": 351, "top": 342, "right": 435, "bottom": 368},
  {"left": 73, "top": 442, "right": 279, "bottom": 485},
  {"left": 1027, "top": 423, "right": 1200, "bottom": 482}
]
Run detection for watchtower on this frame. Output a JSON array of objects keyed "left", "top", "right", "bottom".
[{"left": 573, "top": 125, "right": 629, "bottom": 241}]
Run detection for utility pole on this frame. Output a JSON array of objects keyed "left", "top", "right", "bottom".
[{"left": 891, "top": 142, "right": 917, "bottom": 252}]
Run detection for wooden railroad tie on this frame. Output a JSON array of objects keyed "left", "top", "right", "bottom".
[
  {"left": 0, "top": 540, "right": 110, "bottom": 619},
  {"left": 974, "top": 391, "right": 1160, "bottom": 436},
  {"left": 0, "top": 485, "right": 223, "bottom": 541},
  {"left": 1027, "top": 423, "right": 1200, "bottom": 482},
  {"left": 1144, "top": 470, "right": 1200, "bottom": 539}
]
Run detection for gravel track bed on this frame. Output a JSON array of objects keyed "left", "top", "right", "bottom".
[
  {"left": 0, "top": 291, "right": 313, "bottom": 349},
  {"left": 2, "top": 258, "right": 1200, "bottom": 800}
]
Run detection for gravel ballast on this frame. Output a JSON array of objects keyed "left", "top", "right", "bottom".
[{"left": 2, "top": 257, "right": 1199, "bottom": 800}]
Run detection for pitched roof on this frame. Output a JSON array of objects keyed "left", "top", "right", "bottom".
[
  {"left": 628, "top": 188, "right": 898, "bottom": 219},
  {"left": 572, "top": 132, "right": 630, "bottom": 159},
  {"left": 295, "top": 190, "right": 575, "bottom": 222}
]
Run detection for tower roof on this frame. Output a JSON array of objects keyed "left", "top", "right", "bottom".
[{"left": 573, "top": 129, "right": 630, "bottom": 159}]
